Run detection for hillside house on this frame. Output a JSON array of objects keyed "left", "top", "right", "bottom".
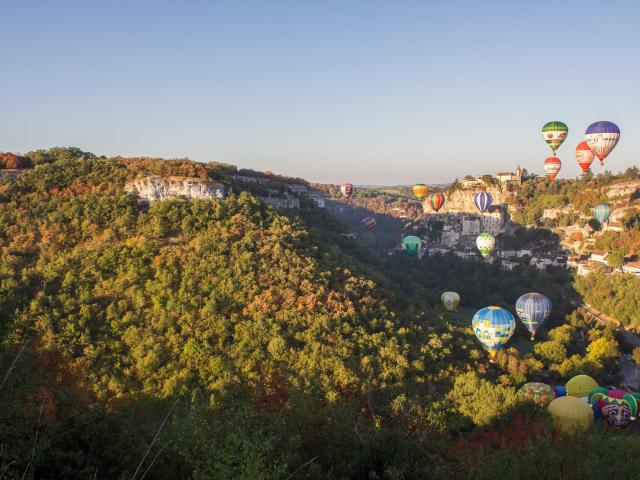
[
  {"left": 590, "top": 250, "right": 610, "bottom": 265},
  {"left": 622, "top": 262, "right": 640, "bottom": 276},
  {"left": 606, "top": 222, "right": 624, "bottom": 232},
  {"left": 496, "top": 165, "right": 523, "bottom": 185}
]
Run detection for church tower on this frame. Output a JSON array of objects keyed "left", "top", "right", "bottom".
[{"left": 515, "top": 164, "right": 522, "bottom": 183}]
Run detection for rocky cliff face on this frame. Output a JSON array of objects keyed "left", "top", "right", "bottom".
[
  {"left": 428, "top": 184, "right": 516, "bottom": 214},
  {"left": 125, "top": 175, "right": 226, "bottom": 202}
]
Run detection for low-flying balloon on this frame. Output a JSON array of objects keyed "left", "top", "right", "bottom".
[
  {"left": 362, "top": 216, "right": 377, "bottom": 231},
  {"left": 593, "top": 204, "right": 611, "bottom": 224},
  {"left": 544, "top": 156, "right": 561, "bottom": 181},
  {"left": 515, "top": 293, "right": 552, "bottom": 340},
  {"left": 585, "top": 121, "right": 620, "bottom": 165},
  {"left": 548, "top": 396, "right": 593, "bottom": 432},
  {"left": 473, "top": 192, "right": 493, "bottom": 213},
  {"left": 428, "top": 192, "right": 445, "bottom": 212},
  {"left": 518, "top": 382, "right": 557, "bottom": 406},
  {"left": 565, "top": 375, "right": 599, "bottom": 398},
  {"left": 589, "top": 388, "right": 640, "bottom": 429},
  {"left": 471, "top": 306, "right": 515, "bottom": 359},
  {"left": 575, "top": 141, "right": 595, "bottom": 173},
  {"left": 401, "top": 235, "right": 421, "bottom": 255},
  {"left": 413, "top": 184, "right": 429, "bottom": 200},
  {"left": 542, "top": 121, "right": 568, "bottom": 154},
  {"left": 341, "top": 183, "right": 354, "bottom": 199},
  {"left": 441, "top": 291, "right": 460, "bottom": 311},
  {"left": 476, "top": 232, "right": 495, "bottom": 258}
]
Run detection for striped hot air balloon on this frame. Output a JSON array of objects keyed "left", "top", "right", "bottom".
[
  {"left": 362, "top": 216, "right": 377, "bottom": 231},
  {"left": 575, "top": 141, "right": 595, "bottom": 173},
  {"left": 542, "top": 121, "right": 568, "bottom": 154},
  {"left": 476, "top": 232, "right": 495, "bottom": 258},
  {"left": 413, "top": 184, "right": 429, "bottom": 200},
  {"left": 472, "top": 306, "right": 516, "bottom": 358},
  {"left": 441, "top": 291, "right": 460, "bottom": 311},
  {"left": 515, "top": 293, "right": 552, "bottom": 340},
  {"left": 427, "top": 192, "right": 445, "bottom": 212},
  {"left": 341, "top": 183, "right": 354, "bottom": 198},
  {"left": 401, "top": 235, "right": 421, "bottom": 255},
  {"left": 593, "top": 204, "right": 611, "bottom": 224},
  {"left": 586, "top": 121, "right": 620, "bottom": 165},
  {"left": 473, "top": 192, "right": 493, "bottom": 213},
  {"left": 544, "top": 156, "right": 561, "bottom": 181}
]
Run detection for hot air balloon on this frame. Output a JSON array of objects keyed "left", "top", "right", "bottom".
[
  {"left": 362, "top": 216, "right": 377, "bottom": 231},
  {"left": 575, "top": 141, "right": 595, "bottom": 173},
  {"left": 548, "top": 396, "right": 593, "bottom": 432},
  {"left": 518, "top": 382, "right": 557, "bottom": 406},
  {"left": 473, "top": 192, "right": 493, "bottom": 213},
  {"left": 401, "top": 235, "right": 421, "bottom": 255},
  {"left": 542, "top": 121, "right": 568, "bottom": 154},
  {"left": 590, "top": 388, "right": 640, "bottom": 429},
  {"left": 441, "top": 291, "right": 460, "bottom": 311},
  {"left": 593, "top": 204, "right": 611, "bottom": 224},
  {"left": 565, "top": 375, "right": 599, "bottom": 398},
  {"left": 471, "top": 306, "right": 515, "bottom": 359},
  {"left": 515, "top": 293, "right": 552, "bottom": 340},
  {"left": 585, "top": 121, "right": 620, "bottom": 165},
  {"left": 544, "top": 156, "right": 561, "bottom": 181},
  {"left": 341, "top": 183, "right": 354, "bottom": 199},
  {"left": 428, "top": 192, "right": 445, "bottom": 212},
  {"left": 413, "top": 184, "right": 429, "bottom": 200},
  {"left": 476, "top": 232, "right": 495, "bottom": 258}
]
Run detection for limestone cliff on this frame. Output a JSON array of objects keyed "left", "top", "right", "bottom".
[
  {"left": 125, "top": 175, "right": 226, "bottom": 202},
  {"left": 429, "top": 184, "right": 517, "bottom": 214}
]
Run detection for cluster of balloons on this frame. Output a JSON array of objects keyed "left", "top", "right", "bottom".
[{"left": 541, "top": 120, "right": 620, "bottom": 181}]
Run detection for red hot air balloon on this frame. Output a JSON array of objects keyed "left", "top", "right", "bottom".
[
  {"left": 575, "top": 141, "right": 595, "bottom": 173},
  {"left": 341, "top": 183, "right": 354, "bottom": 199},
  {"left": 544, "top": 156, "right": 561, "bottom": 181}
]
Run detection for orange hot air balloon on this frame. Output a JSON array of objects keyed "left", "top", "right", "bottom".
[
  {"left": 544, "top": 156, "right": 561, "bottom": 181},
  {"left": 575, "top": 141, "right": 595, "bottom": 173},
  {"left": 413, "top": 184, "right": 429, "bottom": 200}
]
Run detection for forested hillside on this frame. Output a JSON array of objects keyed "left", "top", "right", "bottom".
[{"left": 0, "top": 149, "right": 638, "bottom": 479}]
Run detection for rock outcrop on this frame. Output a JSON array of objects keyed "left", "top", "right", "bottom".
[
  {"left": 125, "top": 175, "right": 226, "bottom": 202},
  {"left": 431, "top": 185, "right": 516, "bottom": 215}
]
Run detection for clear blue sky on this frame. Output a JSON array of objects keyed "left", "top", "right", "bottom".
[{"left": 1, "top": 1, "right": 639, "bottom": 184}]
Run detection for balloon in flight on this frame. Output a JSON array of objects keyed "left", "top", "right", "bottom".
[
  {"left": 471, "top": 306, "right": 515, "bottom": 358},
  {"left": 515, "top": 292, "right": 552, "bottom": 340},
  {"left": 413, "top": 184, "right": 429, "bottom": 200},
  {"left": 544, "top": 156, "right": 561, "bottom": 181},
  {"left": 362, "top": 216, "right": 377, "bottom": 231},
  {"left": 441, "top": 291, "right": 460, "bottom": 311},
  {"left": 541, "top": 121, "right": 568, "bottom": 154},
  {"left": 428, "top": 192, "right": 445, "bottom": 212},
  {"left": 473, "top": 192, "right": 493, "bottom": 213},
  {"left": 575, "top": 141, "right": 595, "bottom": 172},
  {"left": 476, "top": 232, "right": 495, "bottom": 258},
  {"left": 341, "top": 183, "right": 354, "bottom": 199},
  {"left": 401, "top": 235, "right": 421, "bottom": 255},
  {"left": 593, "top": 204, "right": 611, "bottom": 224},
  {"left": 585, "top": 121, "right": 620, "bottom": 165}
]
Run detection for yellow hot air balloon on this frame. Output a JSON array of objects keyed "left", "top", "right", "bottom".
[
  {"left": 548, "top": 396, "right": 593, "bottom": 432},
  {"left": 565, "top": 375, "right": 599, "bottom": 398},
  {"left": 412, "top": 184, "right": 429, "bottom": 200}
]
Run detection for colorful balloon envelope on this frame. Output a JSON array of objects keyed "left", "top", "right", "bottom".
[
  {"left": 473, "top": 192, "right": 493, "bottom": 213},
  {"left": 515, "top": 292, "right": 552, "bottom": 340},
  {"left": 413, "top": 184, "right": 429, "bottom": 200},
  {"left": 548, "top": 396, "right": 593, "bottom": 432},
  {"left": 362, "top": 216, "right": 377, "bottom": 231},
  {"left": 341, "top": 183, "right": 354, "bottom": 199},
  {"left": 518, "top": 382, "right": 557, "bottom": 406},
  {"left": 575, "top": 141, "right": 595, "bottom": 172},
  {"left": 593, "top": 204, "right": 611, "bottom": 224},
  {"left": 585, "top": 121, "right": 620, "bottom": 165},
  {"left": 441, "top": 291, "right": 460, "bottom": 311},
  {"left": 544, "top": 156, "right": 561, "bottom": 181},
  {"left": 428, "top": 192, "right": 445, "bottom": 212},
  {"left": 589, "top": 388, "right": 640, "bottom": 429},
  {"left": 471, "top": 306, "right": 515, "bottom": 358},
  {"left": 476, "top": 232, "right": 495, "bottom": 258},
  {"left": 542, "top": 121, "right": 568, "bottom": 154},
  {"left": 565, "top": 374, "right": 599, "bottom": 398},
  {"left": 401, "top": 235, "right": 421, "bottom": 255}
]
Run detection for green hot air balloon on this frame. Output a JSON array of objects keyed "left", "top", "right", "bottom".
[
  {"left": 542, "top": 121, "right": 568, "bottom": 154},
  {"left": 476, "top": 232, "right": 495, "bottom": 258},
  {"left": 402, "top": 235, "right": 421, "bottom": 255}
]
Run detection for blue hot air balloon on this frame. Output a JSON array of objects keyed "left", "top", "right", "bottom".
[
  {"left": 515, "top": 293, "right": 552, "bottom": 340},
  {"left": 585, "top": 121, "right": 620, "bottom": 166},
  {"left": 472, "top": 306, "right": 515, "bottom": 359},
  {"left": 594, "top": 204, "right": 611, "bottom": 224},
  {"left": 473, "top": 192, "right": 493, "bottom": 213}
]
